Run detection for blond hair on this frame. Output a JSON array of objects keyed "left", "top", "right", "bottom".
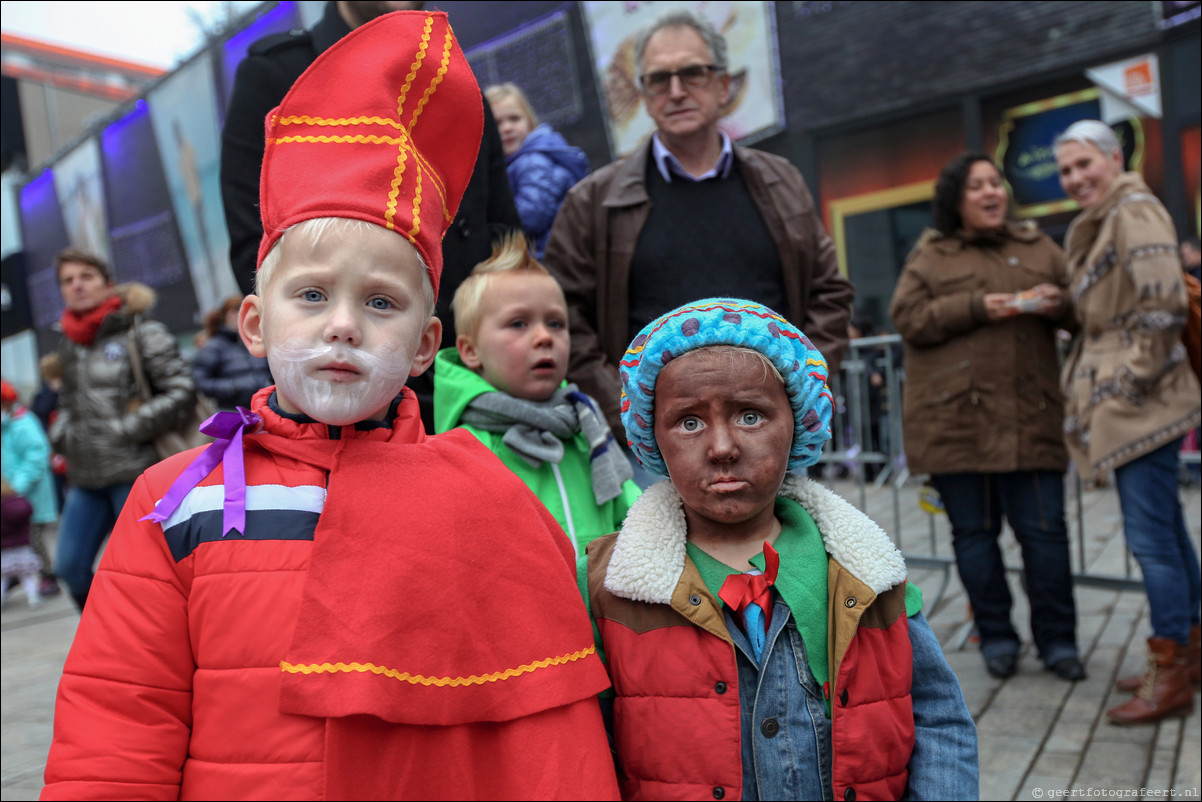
[
  {"left": 484, "top": 82, "right": 539, "bottom": 130},
  {"left": 689, "top": 345, "right": 784, "bottom": 387},
  {"left": 256, "top": 217, "right": 434, "bottom": 316},
  {"left": 452, "top": 232, "right": 554, "bottom": 340}
]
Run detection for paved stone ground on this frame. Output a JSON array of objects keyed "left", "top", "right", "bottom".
[{"left": 3, "top": 476, "right": 1199, "bottom": 801}]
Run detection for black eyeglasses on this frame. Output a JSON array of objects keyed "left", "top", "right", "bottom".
[{"left": 638, "top": 64, "right": 721, "bottom": 96}]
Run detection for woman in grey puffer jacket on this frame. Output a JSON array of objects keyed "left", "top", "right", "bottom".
[{"left": 50, "top": 249, "right": 195, "bottom": 610}]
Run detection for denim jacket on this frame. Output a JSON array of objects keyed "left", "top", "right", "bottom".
[{"left": 730, "top": 599, "right": 978, "bottom": 800}]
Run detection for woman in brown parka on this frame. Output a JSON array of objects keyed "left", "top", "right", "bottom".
[
  {"left": 890, "top": 152, "right": 1084, "bottom": 683},
  {"left": 1055, "top": 120, "right": 1201, "bottom": 725}
]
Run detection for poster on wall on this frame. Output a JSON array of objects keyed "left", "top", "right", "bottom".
[
  {"left": 466, "top": 9, "right": 585, "bottom": 130},
  {"left": 995, "top": 87, "right": 1142, "bottom": 218},
  {"left": 1185, "top": 126, "right": 1201, "bottom": 236},
  {"left": 580, "top": 0, "right": 783, "bottom": 158},
  {"left": 53, "top": 139, "right": 110, "bottom": 264},
  {"left": 148, "top": 53, "right": 239, "bottom": 316},
  {"left": 100, "top": 103, "right": 199, "bottom": 332},
  {"left": 16, "top": 170, "right": 71, "bottom": 331}
]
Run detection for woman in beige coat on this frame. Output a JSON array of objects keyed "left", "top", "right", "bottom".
[
  {"left": 890, "top": 152, "right": 1084, "bottom": 682},
  {"left": 1055, "top": 120, "right": 1201, "bottom": 725}
]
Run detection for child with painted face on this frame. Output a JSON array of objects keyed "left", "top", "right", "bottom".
[
  {"left": 579, "top": 298, "right": 979, "bottom": 801},
  {"left": 433, "top": 232, "right": 641, "bottom": 556},
  {"left": 41, "top": 12, "right": 619, "bottom": 801}
]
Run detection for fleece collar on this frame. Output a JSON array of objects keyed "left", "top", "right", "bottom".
[{"left": 604, "top": 473, "right": 906, "bottom": 604}]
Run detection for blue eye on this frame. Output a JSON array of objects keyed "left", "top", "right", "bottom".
[
  {"left": 368, "top": 297, "right": 392, "bottom": 311},
  {"left": 508, "top": 319, "right": 528, "bottom": 329},
  {"left": 680, "top": 418, "right": 702, "bottom": 432},
  {"left": 548, "top": 319, "right": 566, "bottom": 330},
  {"left": 740, "top": 411, "right": 762, "bottom": 426},
  {"left": 301, "top": 289, "right": 325, "bottom": 303}
]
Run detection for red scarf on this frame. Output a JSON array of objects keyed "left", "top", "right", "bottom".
[{"left": 60, "top": 295, "right": 123, "bottom": 345}]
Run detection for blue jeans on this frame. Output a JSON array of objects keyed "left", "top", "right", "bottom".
[
  {"left": 56, "top": 482, "right": 133, "bottom": 610},
  {"left": 1114, "top": 438, "right": 1202, "bottom": 644},
  {"left": 931, "top": 471, "right": 1079, "bottom": 665}
]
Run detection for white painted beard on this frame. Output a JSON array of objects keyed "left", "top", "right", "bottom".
[{"left": 268, "top": 340, "right": 412, "bottom": 425}]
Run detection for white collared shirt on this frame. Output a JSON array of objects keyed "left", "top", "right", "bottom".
[{"left": 651, "top": 132, "right": 734, "bottom": 183}]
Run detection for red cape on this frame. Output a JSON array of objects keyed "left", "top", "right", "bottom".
[{"left": 271, "top": 425, "right": 618, "bottom": 798}]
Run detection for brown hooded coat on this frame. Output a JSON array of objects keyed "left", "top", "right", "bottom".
[{"left": 889, "top": 222, "right": 1072, "bottom": 476}]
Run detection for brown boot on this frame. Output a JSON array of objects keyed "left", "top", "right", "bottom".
[
  {"left": 1191, "top": 624, "right": 1201, "bottom": 686},
  {"left": 1116, "top": 624, "right": 1202, "bottom": 692},
  {"left": 1107, "top": 637, "right": 1195, "bottom": 725}
]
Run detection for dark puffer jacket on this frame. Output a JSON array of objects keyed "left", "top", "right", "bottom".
[
  {"left": 50, "top": 284, "right": 196, "bottom": 489},
  {"left": 191, "top": 327, "right": 273, "bottom": 411}
]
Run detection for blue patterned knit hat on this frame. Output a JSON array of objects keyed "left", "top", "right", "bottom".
[{"left": 620, "top": 298, "right": 833, "bottom": 477}]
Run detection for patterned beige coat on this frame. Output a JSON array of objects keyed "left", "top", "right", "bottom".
[{"left": 1061, "top": 172, "right": 1201, "bottom": 482}]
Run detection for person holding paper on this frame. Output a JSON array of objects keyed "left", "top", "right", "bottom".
[{"left": 889, "top": 152, "right": 1084, "bottom": 683}]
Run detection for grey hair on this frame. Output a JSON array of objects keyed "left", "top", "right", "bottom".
[
  {"left": 1054, "top": 119, "right": 1122, "bottom": 160},
  {"left": 633, "top": 8, "right": 729, "bottom": 75},
  {"left": 256, "top": 217, "right": 435, "bottom": 317}
]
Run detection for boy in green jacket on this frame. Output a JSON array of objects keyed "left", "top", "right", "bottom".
[{"left": 434, "top": 233, "right": 641, "bottom": 556}]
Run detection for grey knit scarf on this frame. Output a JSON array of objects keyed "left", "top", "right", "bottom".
[{"left": 461, "top": 386, "right": 632, "bottom": 504}]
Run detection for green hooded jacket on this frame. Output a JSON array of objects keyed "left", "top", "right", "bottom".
[{"left": 433, "top": 348, "right": 641, "bottom": 557}]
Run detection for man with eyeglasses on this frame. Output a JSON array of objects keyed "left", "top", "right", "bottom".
[{"left": 543, "top": 9, "right": 854, "bottom": 442}]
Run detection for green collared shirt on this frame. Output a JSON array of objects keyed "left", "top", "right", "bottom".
[{"left": 687, "top": 497, "right": 831, "bottom": 689}]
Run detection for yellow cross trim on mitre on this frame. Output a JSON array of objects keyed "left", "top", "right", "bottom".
[
  {"left": 381, "top": 17, "right": 454, "bottom": 244},
  {"left": 268, "top": 13, "right": 454, "bottom": 252},
  {"left": 279, "top": 644, "right": 597, "bottom": 687}
]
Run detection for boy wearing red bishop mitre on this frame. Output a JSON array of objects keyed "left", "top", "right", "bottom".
[{"left": 40, "top": 12, "right": 618, "bottom": 801}]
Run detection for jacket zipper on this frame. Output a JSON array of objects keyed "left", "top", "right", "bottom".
[{"left": 550, "top": 462, "right": 579, "bottom": 560}]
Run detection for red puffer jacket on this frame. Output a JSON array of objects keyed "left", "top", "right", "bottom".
[{"left": 42, "top": 388, "right": 618, "bottom": 801}]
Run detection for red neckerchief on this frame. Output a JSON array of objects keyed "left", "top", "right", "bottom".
[
  {"left": 60, "top": 295, "right": 123, "bottom": 345},
  {"left": 718, "top": 541, "right": 781, "bottom": 660}
]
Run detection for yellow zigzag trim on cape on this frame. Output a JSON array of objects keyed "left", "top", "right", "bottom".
[
  {"left": 279, "top": 645, "right": 596, "bottom": 687},
  {"left": 276, "top": 115, "right": 403, "bottom": 129},
  {"left": 386, "top": 15, "right": 434, "bottom": 232}
]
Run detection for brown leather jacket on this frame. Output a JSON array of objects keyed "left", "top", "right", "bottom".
[
  {"left": 889, "top": 223, "right": 1072, "bottom": 476},
  {"left": 543, "top": 139, "right": 854, "bottom": 435}
]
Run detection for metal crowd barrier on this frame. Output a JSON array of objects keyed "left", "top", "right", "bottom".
[{"left": 812, "top": 334, "right": 1197, "bottom": 615}]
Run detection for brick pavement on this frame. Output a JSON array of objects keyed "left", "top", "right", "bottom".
[{"left": 3, "top": 478, "right": 1199, "bottom": 801}]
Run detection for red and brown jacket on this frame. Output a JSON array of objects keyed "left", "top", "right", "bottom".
[{"left": 586, "top": 475, "right": 915, "bottom": 801}]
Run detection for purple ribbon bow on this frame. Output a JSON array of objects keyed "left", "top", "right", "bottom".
[{"left": 140, "top": 407, "right": 261, "bottom": 538}]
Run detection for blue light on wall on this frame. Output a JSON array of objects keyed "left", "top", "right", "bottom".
[
  {"left": 220, "top": 1, "right": 303, "bottom": 107},
  {"left": 19, "top": 169, "right": 56, "bottom": 218}
]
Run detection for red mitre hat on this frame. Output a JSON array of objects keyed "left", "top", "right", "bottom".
[{"left": 257, "top": 10, "right": 483, "bottom": 298}]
